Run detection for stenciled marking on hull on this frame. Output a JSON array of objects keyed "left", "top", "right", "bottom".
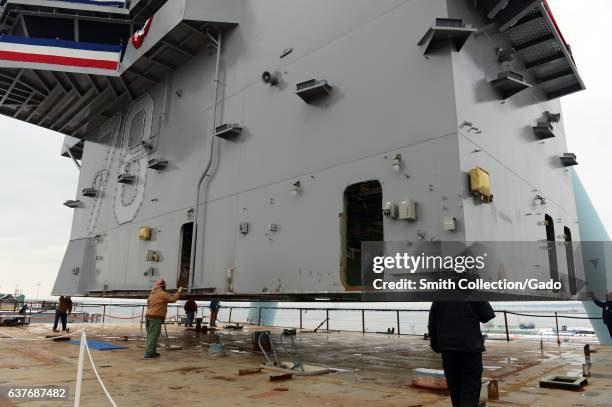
[
  {"left": 113, "top": 94, "right": 155, "bottom": 225},
  {"left": 87, "top": 114, "right": 122, "bottom": 235}
]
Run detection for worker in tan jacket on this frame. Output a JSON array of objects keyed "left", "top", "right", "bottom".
[{"left": 144, "top": 279, "right": 182, "bottom": 359}]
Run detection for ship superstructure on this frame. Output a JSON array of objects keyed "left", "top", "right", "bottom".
[{"left": 0, "top": 0, "right": 599, "bottom": 300}]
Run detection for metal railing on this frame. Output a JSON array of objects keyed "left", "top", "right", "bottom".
[{"left": 1, "top": 300, "right": 603, "bottom": 344}]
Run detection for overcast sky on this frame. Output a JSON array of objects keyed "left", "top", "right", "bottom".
[{"left": 0, "top": 0, "right": 610, "bottom": 298}]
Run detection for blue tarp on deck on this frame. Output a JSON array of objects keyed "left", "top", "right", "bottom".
[{"left": 68, "top": 340, "right": 128, "bottom": 350}]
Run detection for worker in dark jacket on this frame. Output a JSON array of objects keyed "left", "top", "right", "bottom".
[
  {"left": 428, "top": 301, "right": 495, "bottom": 407},
  {"left": 593, "top": 293, "right": 612, "bottom": 338},
  {"left": 53, "top": 296, "right": 73, "bottom": 332},
  {"left": 183, "top": 299, "right": 197, "bottom": 328}
]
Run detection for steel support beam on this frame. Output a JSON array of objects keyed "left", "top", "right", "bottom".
[
  {"left": 125, "top": 69, "right": 158, "bottom": 83},
  {"left": 68, "top": 87, "right": 125, "bottom": 136},
  {"left": 496, "top": 0, "right": 542, "bottom": 32},
  {"left": 13, "top": 10, "right": 131, "bottom": 25},
  {"left": 487, "top": 0, "right": 510, "bottom": 19},
  {"left": 13, "top": 92, "right": 36, "bottom": 118},
  {"left": 31, "top": 70, "right": 53, "bottom": 94},
  {"left": 524, "top": 55, "right": 566, "bottom": 71},
  {"left": 537, "top": 71, "right": 575, "bottom": 86},
  {"left": 51, "top": 88, "right": 97, "bottom": 130},
  {"left": 0, "top": 69, "right": 23, "bottom": 106},
  {"left": 120, "top": 77, "right": 135, "bottom": 101},
  {"left": 35, "top": 89, "right": 77, "bottom": 126},
  {"left": 160, "top": 39, "right": 194, "bottom": 58}
]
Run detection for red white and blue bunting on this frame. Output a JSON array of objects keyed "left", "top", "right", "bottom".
[
  {"left": 0, "top": 35, "right": 122, "bottom": 71},
  {"left": 131, "top": 17, "right": 153, "bottom": 49}
]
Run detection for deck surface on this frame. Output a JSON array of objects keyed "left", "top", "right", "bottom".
[{"left": 0, "top": 323, "right": 610, "bottom": 406}]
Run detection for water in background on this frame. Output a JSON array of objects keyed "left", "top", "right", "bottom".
[{"left": 62, "top": 299, "right": 597, "bottom": 342}]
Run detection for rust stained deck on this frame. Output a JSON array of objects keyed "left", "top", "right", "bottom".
[{"left": 0, "top": 323, "right": 610, "bottom": 406}]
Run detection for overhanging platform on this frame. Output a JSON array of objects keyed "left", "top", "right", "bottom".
[
  {"left": 475, "top": 0, "right": 585, "bottom": 100},
  {"left": 0, "top": 0, "right": 239, "bottom": 139}
]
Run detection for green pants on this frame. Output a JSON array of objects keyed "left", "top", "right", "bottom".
[{"left": 145, "top": 318, "right": 163, "bottom": 356}]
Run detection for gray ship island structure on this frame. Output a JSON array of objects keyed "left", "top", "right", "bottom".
[{"left": 0, "top": 1, "right": 609, "bottom": 339}]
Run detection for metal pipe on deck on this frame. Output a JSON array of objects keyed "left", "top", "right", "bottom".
[
  {"left": 504, "top": 311, "right": 510, "bottom": 342},
  {"left": 361, "top": 309, "right": 365, "bottom": 334},
  {"left": 396, "top": 310, "right": 401, "bottom": 336},
  {"left": 555, "top": 312, "right": 561, "bottom": 346}
]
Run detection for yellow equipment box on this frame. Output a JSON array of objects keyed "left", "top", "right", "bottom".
[
  {"left": 139, "top": 226, "right": 152, "bottom": 241},
  {"left": 469, "top": 167, "right": 493, "bottom": 203}
]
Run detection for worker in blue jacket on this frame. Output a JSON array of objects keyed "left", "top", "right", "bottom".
[
  {"left": 209, "top": 300, "right": 220, "bottom": 327},
  {"left": 593, "top": 293, "right": 612, "bottom": 339}
]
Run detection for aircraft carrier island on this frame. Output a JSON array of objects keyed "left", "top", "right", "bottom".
[{"left": 1, "top": 1, "right": 612, "bottom": 406}]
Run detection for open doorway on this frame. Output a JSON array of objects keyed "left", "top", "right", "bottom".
[
  {"left": 544, "top": 214, "right": 559, "bottom": 286},
  {"left": 564, "top": 227, "right": 577, "bottom": 295},
  {"left": 177, "top": 222, "right": 193, "bottom": 289},
  {"left": 342, "top": 181, "right": 383, "bottom": 288}
]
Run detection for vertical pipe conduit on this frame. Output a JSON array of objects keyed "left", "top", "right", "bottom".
[{"left": 188, "top": 32, "right": 222, "bottom": 293}]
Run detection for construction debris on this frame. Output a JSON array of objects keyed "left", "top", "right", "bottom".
[
  {"left": 262, "top": 363, "right": 329, "bottom": 377},
  {"left": 269, "top": 374, "right": 293, "bottom": 382},
  {"left": 411, "top": 368, "right": 448, "bottom": 390},
  {"left": 487, "top": 379, "right": 499, "bottom": 400},
  {"left": 209, "top": 343, "right": 226, "bottom": 357},
  {"left": 252, "top": 331, "right": 271, "bottom": 352},
  {"left": 239, "top": 368, "right": 262, "bottom": 376},
  {"left": 539, "top": 376, "right": 588, "bottom": 391},
  {"left": 2, "top": 324, "right": 611, "bottom": 405}
]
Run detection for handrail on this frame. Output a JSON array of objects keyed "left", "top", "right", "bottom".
[
  {"left": 2, "top": 299, "right": 603, "bottom": 345},
  {"left": 2, "top": 300, "right": 600, "bottom": 320}
]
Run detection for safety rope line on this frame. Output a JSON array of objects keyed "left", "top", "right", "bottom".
[
  {"left": 74, "top": 330, "right": 118, "bottom": 407},
  {"left": 0, "top": 328, "right": 118, "bottom": 405},
  {"left": 84, "top": 333, "right": 118, "bottom": 407}
]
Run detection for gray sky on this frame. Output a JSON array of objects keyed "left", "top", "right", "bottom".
[
  {"left": 0, "top": 0, "right": 610, "bottom": 298},
  {"left": 551, "top": 0, "right": 612, "bottom": 236}
]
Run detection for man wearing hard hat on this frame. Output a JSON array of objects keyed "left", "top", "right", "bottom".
[{"left": 144, "top": 279, "right": 183, "bottom": 359}]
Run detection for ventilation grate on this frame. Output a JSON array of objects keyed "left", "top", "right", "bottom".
[
  {"left": 521, "top": 41, "right": 563, "bottom": 68},
  {"left": 531, "top": 58, "right": 571, "bottom": 79},
  {"left": 507, "top": 17, "right": 553, "bottom": 49}
]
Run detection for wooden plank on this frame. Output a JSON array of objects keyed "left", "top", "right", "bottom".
[
  {"left": 269, "top": 374, "right": 293, "bottom": 382},
  {"left": 239, "top": 368, "right": 262, "bottom": 376}
]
